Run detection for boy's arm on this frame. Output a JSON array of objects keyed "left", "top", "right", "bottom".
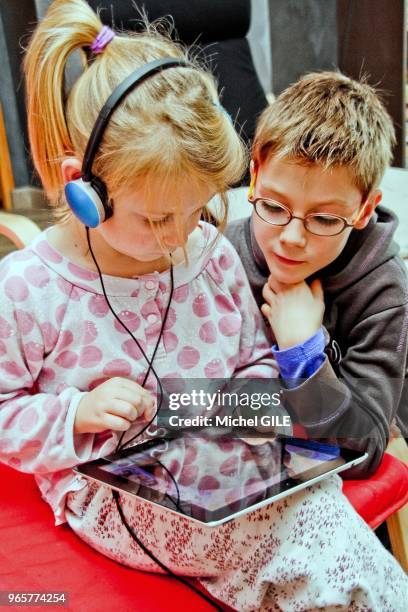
[
  {"left": 225, "top": 218, "right": 407, "bottom": 477},
  {"left": 280, "top": 304, "right": 408, "bottom": 478}
]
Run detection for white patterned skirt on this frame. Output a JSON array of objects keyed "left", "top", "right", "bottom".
[{"left": 65, "top": 447, "right": 407, "bottom": 612}]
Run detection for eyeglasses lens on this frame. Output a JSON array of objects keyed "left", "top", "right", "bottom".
[{"left": 255, "top": 200, "right": 346, "bottom": 236}]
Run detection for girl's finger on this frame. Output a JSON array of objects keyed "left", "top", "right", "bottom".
[
  {"left": 261, "top": 303, "right": 272, "bottom": 318},
  {"left": 102, "top": 413, "right": 132, "bottom": 432},
  {"left": 107, "top": 399, "right": 139, "bottom": 421},
  {"left": 142, "top": 402, "right": 157, "bottom": 422},
  {"left": 110, "top": 377, "right": 154, "bottom": 400},
  {"left": 107, "top": 384, "right": 155, "bottom": 408}
]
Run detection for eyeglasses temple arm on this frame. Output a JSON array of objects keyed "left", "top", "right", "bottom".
[
  {"left": 248, "top": 170, "right": 257, "bottom": 200},
  {"left": 351, "top": 200, "right": 369, "bottom": 225}
]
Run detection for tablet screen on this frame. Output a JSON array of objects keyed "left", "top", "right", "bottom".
[{"left": 76, "top": 435, "right": 365, "bottom": 524}]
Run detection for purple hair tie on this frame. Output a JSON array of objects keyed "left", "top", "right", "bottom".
[{"left": 90, "top": 26, "right": 115, "bottom": 54}]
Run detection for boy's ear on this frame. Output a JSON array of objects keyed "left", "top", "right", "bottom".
[
  {"left": 61, "top": 157, "right": 82, "bottom": 184},
  {"left": 353, "top": 189, "right": 382, "bottom": 229}
]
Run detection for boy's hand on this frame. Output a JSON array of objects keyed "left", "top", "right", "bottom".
[
  {"left": 261, "top": 276, "right": 324, "bottom": 350},
  {"left": 74, "top": 377, "right": 156, "bottom": 434}
]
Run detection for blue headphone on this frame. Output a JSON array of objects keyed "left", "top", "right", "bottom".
[{"left": 64, "top": 57, "right": 189, "bottom": 228}]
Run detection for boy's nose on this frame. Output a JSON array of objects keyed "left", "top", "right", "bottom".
[{"left": 279, "top": 218, "right": 307, "bottom": 248}]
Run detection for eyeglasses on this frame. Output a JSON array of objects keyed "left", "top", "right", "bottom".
[{"left": 248, "top": 172, "right": 367, "bottom": 237}]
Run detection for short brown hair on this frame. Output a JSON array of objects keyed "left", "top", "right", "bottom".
[{"left": 253, "top": 71, "right": 396, "bottom": 197}]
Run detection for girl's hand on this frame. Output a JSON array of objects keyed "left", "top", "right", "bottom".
[
  {"left": 74, "top": 377, "right": 156, "bottom": 434},
  {"left": 261, "top": 276, "right": 325, "bottom": 350}
]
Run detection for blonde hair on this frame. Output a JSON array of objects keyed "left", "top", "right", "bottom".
[
  {"left": 23, "top": 0, "right": 246, "bottom": 228},
  {"left": 253, "top": 71, "right": 396, "bottom": 198}
]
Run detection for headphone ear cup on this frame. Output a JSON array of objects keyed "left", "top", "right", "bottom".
[
  {"left": 91, "top": 176, "right": 113, "bottom": 222},
  {"left": 64, "top": 177, "right": 112, "bottom": 227}
]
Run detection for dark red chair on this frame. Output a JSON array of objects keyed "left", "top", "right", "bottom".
[
  {"left": 343, "top": 438, "right": 408, "bottom": 572},
  {"left": 1, "top": 445, "right": 407, "bottom": 611}
]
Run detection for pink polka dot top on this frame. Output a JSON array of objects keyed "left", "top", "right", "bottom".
[{"left": 0, "top": 222, "right": 278, "bottom": 524}]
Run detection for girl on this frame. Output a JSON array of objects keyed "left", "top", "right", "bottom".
[{"left": 0, "top": 1, "right": 406, "bottom": 609}]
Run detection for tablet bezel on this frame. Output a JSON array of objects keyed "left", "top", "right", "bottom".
[{"left": 74, "top": 437, "right": 368, "bottom": 527}]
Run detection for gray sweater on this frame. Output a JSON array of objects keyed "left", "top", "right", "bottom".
[{"left": 225, "top": 206, "right": 408, "bottom": 478}]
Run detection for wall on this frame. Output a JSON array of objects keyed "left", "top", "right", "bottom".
[
  {"left": 34, "top": 0, "right": 49, "bottom": 19},
  {"left": 1, "top": 0, "right": 405, "bottom": 192},
  {"left": 248, "top": 0, "right": 272, "bottom": 95},
  {"left": 269, "top": 0, "right": 337, "bottom": 94}
]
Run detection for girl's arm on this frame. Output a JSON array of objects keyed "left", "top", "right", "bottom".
[
  {"left": 207, "top": 239, "right": 280, "bottom": 381},
  {"left": 0, "top": 262, "right": 116, "bottom": 473}
]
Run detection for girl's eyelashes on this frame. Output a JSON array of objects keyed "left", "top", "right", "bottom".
[
  {"left": 147, "top": 207, "right": 204, "bottom": 226},
  {"left": 150, "top": 216, "right": 172, "bottom": 226},
  {"left": 140, "top": 215, "right": 173, "bottom": 227}
]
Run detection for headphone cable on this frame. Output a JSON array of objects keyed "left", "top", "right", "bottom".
[
  {"left": 85, "top": 228, "right": 222, "bottom": 610},
  {"left": 85, "top": 228, "right": 182, "bottom": 499},
  {"left": 85, "top": 227, "right": 170, "bottom": 452},
  {"left": 112, "top": 489, "right": 223, "bottom": 610}
]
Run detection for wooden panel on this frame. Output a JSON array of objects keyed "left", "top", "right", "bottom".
[
  {"left": 385, "top": 437, "right": 408, "bottom": 573},
  {"left": 0, "top": 103, "right": 14, "bottom": 210},
  {"left": 0, "top": 0, "right": 38, "bottom": 187}
]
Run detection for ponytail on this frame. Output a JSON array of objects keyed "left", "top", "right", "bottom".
[{"left": 23, "top": 0, "right": 101, "bottom": 202}]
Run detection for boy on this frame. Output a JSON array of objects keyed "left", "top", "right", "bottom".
[{"left": 226, "top": 71, "right": 408, "bottom": 477}]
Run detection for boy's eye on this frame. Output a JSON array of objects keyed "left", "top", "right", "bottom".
[
  {"left": 259, "top": 200, "right": 286, "bottom": 213},
  {"left": 262, "top": 200, "right": 285, "bottom": 212},
  {"left": 306, "top": 214, "right": 345, "bottom": 235},
  {"left": 311, "top": 215, "right": 342, "bottom": 226},
  {"left": 256, "top": 199, "right": 290, "bottom": 223}
]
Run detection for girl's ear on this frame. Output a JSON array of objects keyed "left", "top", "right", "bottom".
[
  {"left": 61, "top": 157, "right": 82, "bottom": 184},
  {"left": 353, "top": 189, "right": 382, "bottom": 230}
]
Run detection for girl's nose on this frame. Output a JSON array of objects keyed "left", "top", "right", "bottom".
[
  {"left": 279, "top": 218, "right": 307, "bottom": 248},
  {"left": 163, "top": 229, "right": 186, "bottom": 249}
]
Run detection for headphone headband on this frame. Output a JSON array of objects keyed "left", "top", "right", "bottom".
[{"left": 82, "top": 57, "right": 190, "bottom": 181}]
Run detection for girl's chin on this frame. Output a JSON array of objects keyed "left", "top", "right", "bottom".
[
  {"left": 110, "top": 245, "right": 166, "bottom": 262},
  {"left": 132, "top": 252, "right": 166, "bottom": 262}
]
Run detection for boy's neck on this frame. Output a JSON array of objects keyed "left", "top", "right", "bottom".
[{"left": 48, "top": 218, "right": 179, "bottom": 277}]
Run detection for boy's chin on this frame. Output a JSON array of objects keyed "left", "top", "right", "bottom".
[{"left": 267, "top": 263, "right": 309, "bottom": 285}]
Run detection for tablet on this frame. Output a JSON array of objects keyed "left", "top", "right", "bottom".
[{"left": 74, "top": 436, "right": 367, "bottom": 527}]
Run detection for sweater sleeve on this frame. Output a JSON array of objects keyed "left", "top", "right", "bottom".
[
  {"left": 272, "top": 328, "right": 326, "bottom": 386},
  {"left": 280, "top": 304, "right": 408, "bottom": 478},
  {"left": 0, "top": 257, "right": 114, "bottom": 474}
]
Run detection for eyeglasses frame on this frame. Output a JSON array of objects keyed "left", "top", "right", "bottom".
[{"left": 248, "top": 170, "right": 368, "bottom": 237}]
